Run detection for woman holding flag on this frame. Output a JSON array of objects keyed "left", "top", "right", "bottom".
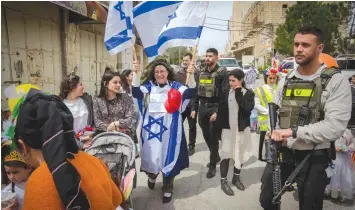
[{"left": 132, "top": 59, "right": 196, "bottom": 203}]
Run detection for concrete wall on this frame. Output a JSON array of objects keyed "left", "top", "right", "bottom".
[
  {"left": 1, "top": 1, "right": 62, "bottom": 108},
  {"left": 1, "top": 1, "right": 143, "bottom": 109}
]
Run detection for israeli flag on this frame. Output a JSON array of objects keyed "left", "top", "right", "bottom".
[
  {"left": 133, "top": 1, "right": 182, "bottom": 61},
  {"left": 104, "top": 1, "right": 134, "bottom": 55},
  {"left": 157, "top": 1, "right": 209, "bottom": 55}
]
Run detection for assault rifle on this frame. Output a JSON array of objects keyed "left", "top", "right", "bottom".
[{"left": 264, "top": 102, "right": 282, "bottom": 210}]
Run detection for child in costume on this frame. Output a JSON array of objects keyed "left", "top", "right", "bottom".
[
  {"left": 325, "top": 128, "right": 355, "bottom": 202},
  {"left": 8, "top": 89, "right": 124, "bottom": 210},
  {"left": 1, "top": 141, "right": 32, "bottom": 209}
]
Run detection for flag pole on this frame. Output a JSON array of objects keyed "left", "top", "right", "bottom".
[
  {"left": 185, "top": 37, "right": 201, "bottom": 85},
  {"left": 132, "top": 39, "right": 138, "bottom": 62},
  {"left": 185, "top": 4, "right": 208, "bottom": 85},
  {"left": 185, "top": 39, "right": 199, "bottom": 85}
]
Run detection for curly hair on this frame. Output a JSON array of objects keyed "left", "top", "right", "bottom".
[
  {"left": 59, "top": 75, "right": 80, "bottom": 99},
  {"left": 142, "top": 60, "right": 175, "bottom": 84}
]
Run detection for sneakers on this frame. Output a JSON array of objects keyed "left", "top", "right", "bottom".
[
  {"left": 188, "top": 146, "right": 195, "bottom": 156},
  {"left": 232, "top": 175, "right": 245, "bottom": 191},
  {"left": 221, "top": 179, "right": 234, "bottom": 196}
]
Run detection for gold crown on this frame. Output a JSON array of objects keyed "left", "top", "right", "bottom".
[{"left": 4, "top": 150, "right": 26, "bottom": 163}]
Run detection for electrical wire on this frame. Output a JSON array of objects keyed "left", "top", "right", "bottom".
[
  {"left": 204, "top": 24, "right": 255, "bottom": 31},
  {"left": 206, "top": 16, "right": 256, "bottom": 25},
  {"left": 203, "top": 26, "right": 247, "bottom": 32},
  {"left": 204, "top": 22, "right": 256, "bottom": 29},
  {"left": 203, "top": 25, "right": 269, "bottom": 32}
]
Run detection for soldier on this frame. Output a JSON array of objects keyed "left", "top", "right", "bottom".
[
  {"left": 175, "top": 53, "right": 200, "bottom": 156},
  {"left": 193, "top": 48, "right": 229, "bottom": 178},
  {"left": 259, "top": 26, "right": 352, "bottom": 210}
]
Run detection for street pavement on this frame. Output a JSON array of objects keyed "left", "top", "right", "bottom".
[
  {"left": 132, "top": 132, "right": 354, "bottom": 210},
  {"left": 131, "top": 78, "right": 354, "bottom": 210}
]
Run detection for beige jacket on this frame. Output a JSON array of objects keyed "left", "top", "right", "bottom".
[{"left": 274, "top": 65, "right": 352, "bottom": 150}]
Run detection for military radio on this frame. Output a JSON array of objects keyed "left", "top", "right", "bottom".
[{"left": 294, "top": 82, "right": 316, "bottom": 126}]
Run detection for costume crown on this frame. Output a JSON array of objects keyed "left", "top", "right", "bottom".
[{"left": 4, "top": 150, "right": 26, "bottom": 163}]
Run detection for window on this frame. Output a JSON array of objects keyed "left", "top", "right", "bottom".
[
  {"left": 337, "top": 59, "right": 355, "bottom": 71},
  {"left": 282, "top": 4, "right": 288, "bottom": 17},
  {"left": 217, "top": 59, "right": 240, "bottom": 68}
]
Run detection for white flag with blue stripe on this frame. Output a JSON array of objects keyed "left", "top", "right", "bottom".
[
  {"left": 104, "top": 1, "right": 134, "bottom": 55},
  {"left": 133, "top": 1, "right": 182, "bottom": 61},
  {"left": 157, "top": 1, "right": 209, "bottom": 55}
]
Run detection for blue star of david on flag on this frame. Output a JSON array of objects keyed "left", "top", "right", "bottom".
[
  {"left": 114, "top": 1, "right": 126, "bottom": 20},
  {"left": 166, "top": 6, "right": 179, "bottom": 27},
  {"left": 143, "top": 116, "right": 168, "bottom": 142}
]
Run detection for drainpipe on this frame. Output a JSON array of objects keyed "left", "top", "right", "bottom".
[{"left": 60, "top": 8, "right": 69, "bottom": 76}]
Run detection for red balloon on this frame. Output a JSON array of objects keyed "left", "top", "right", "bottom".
[
  {"left": 167, "top": 88, "right": 182, "bottom": 108},
  {"left": 164, "top": 100, "right": 176, "bottom": 114},
  {"left": 164, "top": 88, "right": 182, "bottom": 113}
]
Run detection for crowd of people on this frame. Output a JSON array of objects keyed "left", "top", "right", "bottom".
[{"left": 1, "top": 25, "right": 354, "bottom": 210}]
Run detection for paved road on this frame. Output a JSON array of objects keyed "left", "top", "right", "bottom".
[
  {"left": 132, "top": 132, "right": 354, "bottom": 210},
  {"left": 131, "top": 78, "right": 354, "bottom": 210}
]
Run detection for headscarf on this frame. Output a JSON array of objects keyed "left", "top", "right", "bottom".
[{"left": 14, "top": 89, "right": 90, "bottom": 209}]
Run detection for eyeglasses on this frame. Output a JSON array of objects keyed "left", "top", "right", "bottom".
[{"left": 268, "top": 77, "right": 277, "bottom": 80}]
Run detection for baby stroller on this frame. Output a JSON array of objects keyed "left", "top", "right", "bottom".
[{"left": 85, "top": 132, "right": 137, "bottom": 209}]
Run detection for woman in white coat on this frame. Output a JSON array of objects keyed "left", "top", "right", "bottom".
[{"left": 216, "top": 69, "right": 255, "bottom": 196}]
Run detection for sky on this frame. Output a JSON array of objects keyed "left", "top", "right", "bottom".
[{"left": 198, "top": 1, "right": 233, "bottom": 55}]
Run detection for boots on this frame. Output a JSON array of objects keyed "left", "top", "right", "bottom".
[
  {"left": 221, "top": 178, "right": 234, "bottom": 196},
  {"left": 206, "top": 165, "right": 216, "bottom": 178},
  {"left": 232, "top": 174, "right": 245, "bottom": 191},
  {"left": 188, "top": 146, "right": 195, "bottom": 156}
]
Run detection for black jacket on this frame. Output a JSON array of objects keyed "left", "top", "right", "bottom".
[
  {"left": 216, "top": 87, "right": 255, "bottom": 132},
  {"left": 192, "top": 64, "right": 229, "bottom": 111}
]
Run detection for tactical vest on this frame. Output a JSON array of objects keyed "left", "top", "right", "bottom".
[
  {"left": 279, "top": 68, "right": 340, "bottom": 129},
  {"left": 198, "top": 68, "right": 221, "bottom": 98},
  {"left": 255, "top": 84, "right": 277, "bottom": 131}
]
